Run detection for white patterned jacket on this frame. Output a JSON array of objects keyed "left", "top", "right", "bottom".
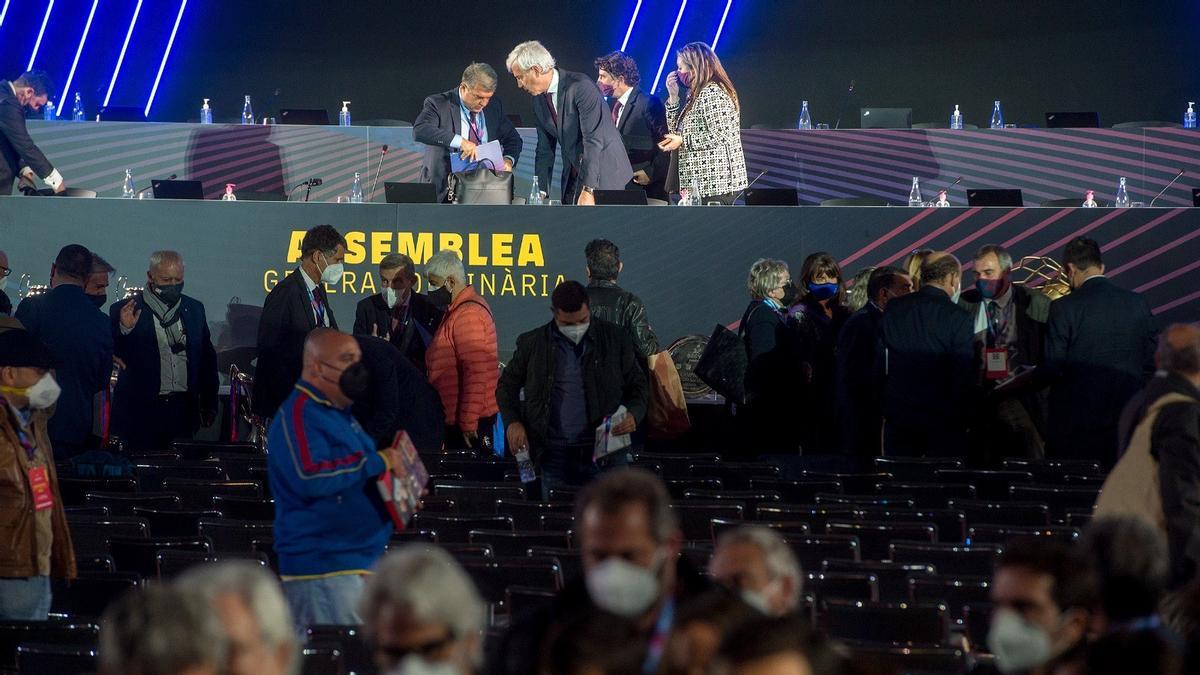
[{"left": 666, "top": 83, "right": 748, "bottom": 199}]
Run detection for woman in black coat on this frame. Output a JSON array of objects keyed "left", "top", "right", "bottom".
[
  {"left": 788, "top": 252, "right": 852, "bottom": 454},
  {"left": 740, "top": 258, "right": 804, "bottom": 454}
]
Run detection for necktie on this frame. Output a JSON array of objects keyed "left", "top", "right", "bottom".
[
  {"left": 312, "top": 287, "right": 327, "bottom": 326},
  {"left": 543, "top": 92, "right": 558, "bottom": 127},
  {"left": 987, "top": 300, "right": 1004, "bottom": 346},
  {"left": 611, "top": 100, "right": 623, "bottom": 126},
  {"left": 390, "top": 302, "right": 408, "bottom": 337},
  {"left": 468, "top": 112, "right": 482, "bottom": 144}
]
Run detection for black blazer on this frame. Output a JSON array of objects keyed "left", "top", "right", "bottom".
[
  {"left": 835, "top": 304, "right": 887, "bottom": 456},
  {"left": 413, "top": 88, "right": 523, "bottom": 202},
  {"left": 109, "top": 294, "right": 219, "bottom": 443},
  {"left": 532, "top": 69, "right": 633, "bottom": 203},
  {"left": 252, "top": 269, "right": 337, "bottom": 417},
  {"left": 351, "top": 292, "right": 444, "bottom": 372},
  {"left": 613, "top": 89, "right": 669, "bottom": 200},
  {"left": 352, "top": 336, "right": 445, "bottom": 452},
  {"left": 0, "top": 81, "right": 55, "bottom": 194},
  {"left": 1045, "top": 276, "right": 1157, "bottom": 463},
  {"left": 959, "top": 283, "right": 1051, "bottom": 368}
]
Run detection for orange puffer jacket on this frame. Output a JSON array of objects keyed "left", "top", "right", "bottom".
[{"left": 425, "top": 286, "right": 499, "bottom": 432}]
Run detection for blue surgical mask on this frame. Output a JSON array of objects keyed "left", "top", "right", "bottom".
[{"left": 806, "top": 282, "right": 839, "bottom": 301}]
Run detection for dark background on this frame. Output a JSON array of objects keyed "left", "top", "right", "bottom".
[{"left": 2, "top": 1, "right": 1198, "bottom": 129}]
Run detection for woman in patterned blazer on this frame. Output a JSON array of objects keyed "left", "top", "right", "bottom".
[{"left": 659, "top": 42, "right": 748, "bottom": 204}]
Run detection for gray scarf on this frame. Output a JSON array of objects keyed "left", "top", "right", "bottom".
[{"left": 141, "top": 287, "right": 186, "bottom": 350}]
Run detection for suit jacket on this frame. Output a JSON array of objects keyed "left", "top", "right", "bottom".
[
  {"left": 1045, "top": 276, "right": 1157, "bottom": 463},
  {"left": 352, "top": 336, "right": 445, "bottom": 452},
  {"left": 959, "top": 283, "right": 1050, "bottom": 368},
  {"left": 665, "top": 83, "right": 748, "bottom": 199},
  {"left": 614, "top": 89, "right": 669, "bottom": 200},
  {"left": 252, "top": 269, "right": 337, "bottom": 418},
  {"left": 835, "top": 304, "right": 886, "bottom": 457},
  {"left": 0, "top": 288, "right": 11, "bottom": 315},
  {"left": 413, "top": 88, "right": 523, "bottom": 202},
  {"left": 14, "top": 285, "right": 113, "bottom": 447},
  {"left": 109, "top": 294, "right": 219, "bottom": 444},
  {"left": 533, "top": 69, "right": 633, "bottom": 203},
  {"left": 0, "top": 81, "right": 55, "bottom": 194},
  {"left": 351, "top": 292, "right": 444, "bottom": 372}
]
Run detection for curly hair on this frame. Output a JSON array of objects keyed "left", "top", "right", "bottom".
[{"left": 594, "top": 51, "right": 641, "bottom": 90}]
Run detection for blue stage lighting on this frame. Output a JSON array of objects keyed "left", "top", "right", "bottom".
[
  {"left": 104, "top": 0, "right": 143, "bottom": 107},
  {"left": 651, "top": 0, "right": 689, "bottom": 94},
  {"left": 26, "top": 0, "right": 56, "bottom": 71},
  {"left": 620, "top": 0, "right": 643, "bottom": 52},
  {"left": 712, "top": 0, "right": 733, "bottom": 51},
  {"left": 57, "top": 0, "right": 99, "bottom": 117},
  {"left": 145, "top": 0, "right": 188, "bottom": 117}
]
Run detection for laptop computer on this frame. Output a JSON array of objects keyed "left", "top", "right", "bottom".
[
  {"left": 279, "top": 108, "right": 331, "bottom": 125},
  {"left": 384, "top": 182, "right": 438, "bottom": 204},
  {"left": 860, "top": 108, "right": 913, "bottom": 129},
  {"left": 967, "top": 188, "right": 1024, "bottom": 207},
  {"left": 152, "top": 179, "right": 205, "bottom": 200},
  {"left": 594, "top": 189, "right": 648, "bottom": 205},
  {"left": 1045, "top": 112, "right": 1100, "bottom": 129},
  {"left": 743, "top": 188, "right": 799, "bottom": 206}
]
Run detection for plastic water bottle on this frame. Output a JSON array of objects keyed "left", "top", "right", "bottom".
[
  {"left": 72, "top": 93, "right": 84, "bottom": 121},
  {"left": 339, "top": 101, "right": 352, "bottom": 127},
  {"left": 515, "top": 448, "right": 537, "bottom": 484},
  {"left": 908, "top": 177, "right": 923, "bottom": 206},
  {"left": 241, "top": 95, "right": 254, "bottom": 125},
  {"left": 121, "top": 169, "right": 135, "bottom": 199},
  {"left": 349, "top": 172, "right": 364, "bottom": 203},
  {"left": 1114, "top": 177, "right": 1130, "bottom": 208},
  {"left": 221, "top": 183, "right": 238, "bottom": 201},
  {"left": 42, "top": 101, "right": 55, "bottom": 120},
  {"left": 990, "top": 100, "right": 1003, "bottom": 129},
  {"left": 690, "top": 179, "right": 704, "bottom": 205},
  {"left": 1185, "top": 102, "right": 1197, "bottom": 129},
  {"left": 528, "top": 177, "right": 543, "bottom": 205},
  {"left": 797, "top": 100, "right": 812, "bottom": 130},
  {"left": 200, "top": 99, "right": 213, "bottom": 124},
  {"left": 950, "top": 104, "right": 963, "bottom": 130}
]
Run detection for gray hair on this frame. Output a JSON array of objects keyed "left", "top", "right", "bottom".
[
  {"left": 973, "top": 244, "right": 1014, "bottom": 272},
  {"left": 747, "top": 258, "right": 789, "bottom": 300},
  {"left": 176, "top": 561, "right": 297, "bottom": 667},
  {"left": 425, "top": 249, "right": 466, "bottom": 284},
  {"left": 379, "top": 252, "right": 415, "bottom": 276},
  {"left": 506, "top": 40, "right": 556, "bottom": 73},
  {"left": 90, "top": 253, "right": 115, "bottom": 275},
  {"left": 1156, "top": 324, "right": 1200, "bottom": 375},
  {"left": 462, "top": 62, "right": 498, "bottom": 92},
  {"left": 149, "top": 250, "right": 184, "bottom": 272},
  {"left": 99, "top": 584, "right": 225, "bottom": 675},
  {"left": 574, "top": 467, "right": 680, "bottom": 544},
  {"left": 716, "top": 526, "right": 804, "bottom": 605},
  {"left": 360, "top": 546, "right": 487, "bottom": 664}
]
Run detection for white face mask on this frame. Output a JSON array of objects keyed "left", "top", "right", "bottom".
[
  {"left": 949, "top": 282, "right": 962, "bottom": 304},
  {"left": 586, "top": 551, "right": 663, "bottom": 617},
  {"left": 7, "top": 373, "right": 63, "bottom": 410},
  {"left": 384, "top": 286, "right": 399, "bottom": 308},
  {"left": 740, "top": 579, "right": 779, "bottom": 615},
  {"left": 386, "top": 655, "right": 463, "bottom": 675},
  {"left": 558, "top": 322, "right": 589, "bottom": 345},
  {"left": 987, "top": 608, "right": 1053, "bottom": 674},
  {"left": 318, "top": 253, "right": 344, "bottom": 285}
]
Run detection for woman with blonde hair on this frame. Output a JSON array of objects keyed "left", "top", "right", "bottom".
[{"left": 903, "top": 249, "right": 934, "bottom": 290}]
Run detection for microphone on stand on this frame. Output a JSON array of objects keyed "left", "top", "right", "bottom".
[
  {"left": 834, "top": 79, "right": 856, "bottom": 130},
  {"left": 287, "top": 178, "right": 323, "bottom": 202},
  {"left": 369, "top": 144, "right": 390, "bottom": 200},
  {"left": 135, "top": 174, "right": 177, "bottom": 198},
  {"left": 924, "top": 176, "right": 963, "bottom": 206},
  {"left": 1148, "top": 168, "right": 1186, "bottom": 207},
  {"left": 732, "top": 169, "right": 769, "bottom": 204}
]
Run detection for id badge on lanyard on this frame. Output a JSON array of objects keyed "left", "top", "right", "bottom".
[{"left": 984, "top": 348, "right": 1009, "bottom": 380}]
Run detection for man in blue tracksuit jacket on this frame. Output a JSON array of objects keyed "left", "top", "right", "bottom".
[{"left": 267, "top": 328, "right": 405, "bottom": 630}]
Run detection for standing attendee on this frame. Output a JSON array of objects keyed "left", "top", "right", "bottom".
[
  {"left": 414, "top": 62, "right": 523, "bottom": 202},
  {"left": 15, "top": 244, "right": 112, "bottom": 457},
  {"left": 708, "top": 526, "right": 803, "bottom": 617},
  {"left": 0, "top": 70, "right": 66, "bottom": 195},
  {"left": 98, "top": 585, "right": 226, "bottom": 675},
  {"left": 789, "top": 252, "right": 852, "bottom": 455},
  {"left": 425, "top": 250, "right": 500, "bottom": 452},
  {"left": 880, "top": 252, "right": 975, "bottom": 456},
  {"left": 739, "top": 258, "right": 804, "bottom": 454},
  {"left": 594, "top": 51, "right": 669, "bottom": 201},
  {"left": 353, "top": 335, "right": 445, "bottom": 452},
  {"left": 845, "top": 265, "right": 876, "bottom": 313},
  {"left": 835, "top": 265, "right": 912, "bottom": 457},
  {"left": 506, "top": 40, "right": 633, "bottom": 205},
  {"left": 110, "top": 251, "right": 218, "bottom": 450},
  {"left": 0, "top": 330, "right": 76, "bottom": 620},
  {"left": 497, "top": 281, "right": 648, "bottom": 499},
  {"left": 267, "top": 329, "right": 409, "bottom": 630},
  {"left": 1045, "top": 237, "right": 1157, "bottom": 465},
  {"left": 352, "top": 252, "right": 443, "bottom": 373},
  {"left": 584, "top": 239, "right": 658, "bottom": 359},
  {"left": 253, "top": 224, "right": 346, "bottom": 418},
  {"left": 902, "top": 248, "right": 934, "bottom": 291},
  {"left": 84, "top": 254, "right": 114, "bottom": 309},
  {"left": 658, "top": 42, "right": 747, "bottom": 204},
  {"left": 0, "top": 249, "right": 12, "bottom": 315}
]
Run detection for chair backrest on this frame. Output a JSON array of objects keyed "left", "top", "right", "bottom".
[
  {"left": 300, "top": 644, "right": 345, "bottom": 675},
  {"left": 171, "top": 441, "right": 263, "bottom": 461},
  {"left": 822, "top": 197, "right": 889, "bottom": 207},
  {"left": 853, "top": 507, "right": 968, "bottom": 544},
  {"left": 816, "top": 494, "right": 916, "bottom": 509},
  {"left": 468, "top": 529, "right": 570, "bottom": 556},
  {"left": 0, "top": 621, "right": 99, "bottom": 670},
  {"left": 852, "top": 645, "right": 968, "bottom": 675},
  {"left": 135, "top": 462, "right": 228, "bottom": 489},
  {"left": 58, "top": 478, "right": 138, "bottom": 505},
  {"left": 156, "top": 549, "right": 269, "bottom": 580},
  {"left": 411, "top": 514, "right": 514, "bottom": 543},
  {"left": 16, "top": 642, "right": 99, "bottom": 674},
  {"left": 84, "top": 491, "right": 183, "bottom": 515},
  {"left": 161, "top": 479, "right": 262, "bottom": 509},
  {"left": 786, "top": 535, "right": 862, "bottom": 569},
  {"left": 431, "top": 483, "right": 526, "bottom": 511},
  {"left": 881, "top": 482, "right": 977, "bottom": 509},
  {"left": 687, "top": 462, "right": 781, "bottom": 489},
  {"left": 682, "top": 489, "right": 781, "bottom": 509},
  {"left": 748, "top": 479, "right": 843, "bottom": 504},
  {"left": 888, "top": 542, "right": 1002, "bottom": 577},
  {"left": 712, "top": 519, "right": 809, "bottom": 542},
  {"left": 826, "top": 520, "right": 938, "bottom": 560},
  {"left": 822, "top": 560, "right": 936, "bottom": 603},
  {"left": 874, "top": 457, "right": 964, "bottom": 481},
  {"left": 65, "top": 515, "right": 150, "bottom": 556},
  {"left": 305, "top": 625, "right": 373, "bottom": 675},
  {"left": 946, "top": 499, "right": 1051, "bottom": 527},
  {"left": 493, "top": 499, "right": 572, "bottom": 529},
  {"left": 966, "top": 525, "right": 1081, "bottom": 546},
  {"left": 107, "top": 537, "right": 211, "bottom": 577},
  {"left": 1009, "top": 485, "right": 1100, "bottom": 512},
  {"left": 50, "top": 572, "right": 140, "bottom": 619},
  {"left": 822, "top": 600, "right": 950, "bottom": 646},
  {"left": 671, "top": 502, "right": 745, "bottom": 540},
  {"left": 934, "top": 470, "right": 1033, "bottom": 501},
  {"left": 131, "top": 507, "right": 222, "bottom": 538},
  {"left": 459, "top": 556, "right": 563, "bottom": 604},
  {"left": 806, "top": 571, "right": 879, "bottom": 602},
  {"left": 909, "top": 575, "right": 992, "bottom": 608},
  {"left": 212, "top": 495, "right": 275, "bottom": 521},
  {"left": 199, "top": 518, "right": 274, "bottom": 553}
]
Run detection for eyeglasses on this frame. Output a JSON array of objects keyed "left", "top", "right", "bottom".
[
  {"left": 370, "top": 633, "right": 456, "bottom": 665},
  {"left": 0, "top": 266, "right": 10, "bottom": 278}
]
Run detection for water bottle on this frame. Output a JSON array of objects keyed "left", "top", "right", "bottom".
[
  {"left": 200, "top": 98, "right": 213, "bottom": 124},
  {"left": 1185, "top": 102, "right": 1197, "bottom": 129},
  {"left": 339, "top": 101, "right": 352, "bottom": 127},
  {"left": 221, "top": 183, "right": 237, "bottom": 201},
  {"left": 121, "top": 169, "right": 135, "bottom": 199},
  {"left": 241, "top": 95, "right": 254, "bottom": 125},
  {"left": 1114, "top": 177, "right": 1130, "bottom": 208},
  {"left": 908, "top": 177, "right": 923, "bottom": 206},
  {"left": 528, "top": 177, "right": 543, "bottom": 205},
  {"left": 514, "top": 448, "right": 537, "bottom": 484},
  {"left": 42, "top": 100, "right": 55, "bottom": 120},
  {"left": 797, "top": 100, "right": 812, "bottom": 130},
  {"left": 950, "top": 104, "right": 963, "bottom": 130},
  {"left": 349, "top": 172, "right": 364, "bottom": 203},
  {"left": 690, "top": 179, "right": 704, "bottom": 205},
  {"left": 72, "top": 93, "right": 84, "bottom": 121},
  {"left": 990, "top": 100, "right": 1003, "bottom": 129}
]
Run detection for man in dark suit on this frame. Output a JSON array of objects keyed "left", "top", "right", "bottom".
[
  {"left": 506, "top": 41, "right": 633, "bottom": 205},
  {"left": 252, "top": 225, "right": 346, "bottom": 418},
  {"left": 14, "top": 245, "right": 111, "bottom": 457},
  {"left": 353, "top": 335, "right": 445, "bottom": 453},
  {"left": 0, "top": 70, "right": 65, "bottom": 195},
  {"left": 881, "top": 252, "right": 976, "bottom": 456},
  {"left": 352, "top": 253, "right": 443, "bottom": 373},
  {"left": 594, "top": 52, "right": 669, "bottom": 202},
  {"left": 1045, "top": 237, "right": 1157, "bottom": 465},
  {"left": 413, "top": 62, "right": 523, "bottom": 203},
  {"left": 836, "top": 266, "right": 912, "bottom": 457},
  {"left": 109, "top": 251, "right": 218, "bottom": 450}
]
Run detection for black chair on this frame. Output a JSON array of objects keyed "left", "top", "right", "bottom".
[
  {"left": 506, "top": 585, "right": 556, "bottom": 621},
  {"left": 815, "top": 493, "right": 916, "bottom": 509},
  {"left": 807, "top": 473, "right": 893, "bottom": 495},
  {"left": 963, "top": 602, "right": 994, "bottom": 646},
  {"left": 664, "top": 478, "right": 723, "bottom": 498},
  {"left": 934, "top": 470, "right": 1033, "bottom": 501},
  {"left": 199, "top": 518, "right": 274, "bottom": 553},
  {"left": 107, "top": 537, "right": 211, "bottom": 577},
  {"left": 826, "top": 520, "right": 937, "bottom": 560},
  {"left": 16, "top": 642, "right": 99, "bottom": 674},
  {"left": 156, "top": 549, "right": 269, "bottom": 580},
  {"left": 172, "top": 440, "right": 263, "bottom": 461},
  {"left": 83, "top": 491, "right": 183, "bottom": 516},
  {"left": 880, "top": 482, "right": 976, "bottom": 509},
  {"left": 131, "top": 507, "right": 222, "bottom": 538},
  {"left": 411, "top": 514, "right": 514, "bottom": 543},
  {"left": 418, "top": 496, "right": 457, "bottom": 514},
  {"left": 65, "top": 515, "right": 149, "bottom": 556},
  {"left": 50, "top": 572, "right": 140, "bottom": 619},
  {"left": 1061, "top": 474, "right": 1105, "bottom": 486},
  {"left": 204, "top": 455, "right": 267, "bottom": 481},
  {"left": 0, "top": 621, "right": 99, "bottom": 670},
  {"left": 161, "top": 479, "right": 263, "bottom": 509},
  {"left": 822, "top": 197, "right": 889, "bottom": 207},
  {"left": 806, "top": 571, "right": 878, "bottom": 602},
  {"left": 822, "top": 600, "right": 950, "bottom": 646},
  {"left": 58, "top": 477, "right": 138, "bottom": 505},
  {"left": 460, "top": 556, "right": 563, "bottom": 607},
  {"left": 909, "top": 575, "right": 993, "bottom": 607},
  {"left": 547, "top": 488, "right": 578, "bottom": 503},
  {"left": 635, "top": 452, "right": 721, "bottom": 479},
  {"left": 213, "top": 495, "right": 276, "bottom": 521},
  {"left": 855, "top": 507, "right": 968, "bottom": 544},
  {"left": 75, "top": 554, "right": 116, "bottom": 573},
  {"left": 300, "top": 643, "right": 344, "bottom": 675},
  {"left": 683, "top": 489, "right": 781, "bottom": 510},
  {"left": 440, "top": 543, "right": 495, "bottom": 562},
  {"left": 853, "top": 645, "right": 968, "bottom": 675},
  {"left": 946, "top": 499, "right": 1050, "bottom": 527},
  {"left": 436, "top": 459, "right": 511, "bottom": 482},
  {"left": 135, "top": 462, "right": 228, "bottom": 489},
  {"left": 1001, "top": 458, "right": 1102, "bottom": 478},
  {"left": 389, "top": 529, "right": 439, "bottom": 544},
  {"left": 756, "top": 503, "right": 861, "bottom": 528},
  {"left": 305, "top": 625, "right": 373, "bottom": 675},
  {"left": 431, "top": 483, "right": 526, "bottom": 512},
  {"left": 712, "top": 519, "right": 809, "bottom": 542},
  {"left": 252, "top": 538, "right": 278, "bottom": 572},
  {"left": 671, "top": 502, "right": 744, "bottom": 541},
  {"left": 64, "top": 505, "right": 109, "bottom": 517},
  {"left": 527, "top": 547, "right": 583, "bottom": 582},
  {"left": 786, "top": 535, "right": 861, "bottom": 570},
  {"left": 469, "top": 530, "right": 571, "bottom": 556},
  {"left": 874, "top": 457, "right": 964, "bottom": 481},
  {"left": 748, "top": 478, "right": 842, "bottom": 504},
  {"left": 687, "top": 462, "right": 780, "bottom": 489},
  {"left": 1065, "top": 510, "right": 1093, "bottom": 529},
  {"left": 889, "top": 542, "right": 1002, "bottom": 577},
  {"left": 493, "top": 500, "right": 571, "bottom": 530},
  {"left": 538, "top": 513, "right": 575, "bottom": 533},
  {"left": 823, "top": 560, "right": 936, "bottom": 603},
  {"left": 1008, "top": 485, "right": 1100, "bottom": 513},
  {"left": 966, "top": 525, "right": 1081, "bottom": 546}
]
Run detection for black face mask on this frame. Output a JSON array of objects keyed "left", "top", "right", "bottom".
[
  {"left": 152, "top": 282, "right": 184, "bottom": 307},
  {"left": 427, "top": 285, "right": 452, "bottom": 309},
  {"left": 337, "top": 362, "right": 371, "bottom": 401},
  {"left": 88, "top": 293, "right": 106, "bottom": 309},
  {"left": 779, "top": 282, "right": 799, "bottom": 307}
]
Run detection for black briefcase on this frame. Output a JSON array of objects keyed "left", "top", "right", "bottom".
[
  {"left": 446, "top": 164, "right": 513, "bottom": 205},
  {"left": 693, "top": 323, "right": 748, "bottom": 405}
]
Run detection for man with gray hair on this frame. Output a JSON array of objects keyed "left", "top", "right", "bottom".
[
  {"left": 177, "top": 561, "right": 298, "bottom": 675},
  {"left": 414, "top": 62, "right": 523, "bottom": 202},
  {"left": 361, "top": 545, "right": 487, "bottom": 674},
  {"left": 110, "top": 250, "right": 218, "bottom": 450},
  {"left": 352, "top": 252, "right": 443, "bottom": 372},
  {"left": 99, "top": 584, "right": 226, "bottom": 675},
  {"left": 83, "top": 253, "right": 115, "bottom": 309},
  {"left": 506, "top": 40, "right": 633, "bottom": 205},
  {"left": 709, "top": 525, "right": 803, "bottom": 616}
]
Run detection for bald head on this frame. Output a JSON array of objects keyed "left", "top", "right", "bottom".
[
  {"left": 302, "top": 328, "right": 361, "bottom": 408},
  {"left": 1156, "top": 324, "right": 1200, "bottom": 384},
  {"left": 918, "top": 251, "right": 962, "bottom": 297}
]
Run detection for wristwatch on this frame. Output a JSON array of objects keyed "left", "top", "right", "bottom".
[{"left": 581, "top": 185, "right": 594, "bottom": 194}]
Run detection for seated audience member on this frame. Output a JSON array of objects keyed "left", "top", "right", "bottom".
[
  {"left": 353, "top": 335, "right": 445, "bottom": 451},
  {"left": 0, "top": 248, "right": 11, "bottom": 315},
  {"left": 986, "top": 538, "right": 1095, "bottom": 675},
  {"left": 177, "top": 561, "right": 298, "bottom": 675},
  {"left": 845, "top": 265, "right": 875, "bottom": 313},
  {"left": 659, "top": 590, "right": 759, "bottom": 675},
  {"left": 353, "top": 252, "right": 443, "bottom": 373},
  {"left": 584, "top": 239, "right": 659, "bottom": 359},
  {"left": 710, "top": 615, "right": 840, "bottom": 675},
  {"left": 99, "top": 585, "right": 226, "bottom": 675},
  {"left": 497, "top": 281, "right": 648, "bottom": 499},
  {"left": 491, "top": 468, "right": 711, "bottom": 675},
  {"left": 84, "top": 253, "right": 114, "bottom": 308},
  {"left": 360, "top": 545, "right": 487, "bottom": 675},
  {"left": 541, "top": 611, "right": 648, "bottom": 675},
  {"left": 789, "top": 252, "right": 852, "bottom": 454},
  {"left": 740, "top": 258, "right": 805, "bottom": 454},
  {"left": 1079, "top": 516, "right": 1171, "bottom": 634},
  {"left": 708, "top": 525, "right": 804, "bottom": 616}
]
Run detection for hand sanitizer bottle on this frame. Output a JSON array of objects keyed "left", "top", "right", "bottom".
[
  {"left": 950, "top": 105, "right": 963, "bottom": 130},
  {"left": 72, "top": 93, "right": 85, "bottom": 121},
  {"left": 43, "top": 100, "right": 55, "bottom": 120},
  {"left": 221, "top": 183, "right": 238, "bottom": 201},
  {"left": 200, "top": 99, "right": 213, "bottom": 124},
  {"left": 339, "top": 101, "right": 352, "bottom": 127},
  {"left": 1185, "top": 102, "right": 1197, "bottom": 129}
]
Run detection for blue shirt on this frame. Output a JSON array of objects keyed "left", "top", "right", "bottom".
[
  {"left": 449, "top": 101, "right": 489, "bottom": 150},
  {"left": 547, "top": 328, "right": 590, "bottom": 446}
]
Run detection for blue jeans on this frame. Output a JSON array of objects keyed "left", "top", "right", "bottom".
[
  {"left": 540, "top": 445, "right": 631, "bottom": 501},
  {"left": 0, "top": 576, "right": 51, "bottom": 620},
  {"left": 282, "top": 574, "right": 365, "bottom": 634}
]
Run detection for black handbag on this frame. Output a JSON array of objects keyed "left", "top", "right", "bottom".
[
  {"left": 446, "top": 160, "right": 513, "bottom": 205},
  {"left": 693, "top": 322, "right": 750, "bottom": 406}
]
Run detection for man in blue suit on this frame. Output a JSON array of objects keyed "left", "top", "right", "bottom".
[
  {"left": 109, "top": 250, "right": 218, "bottom": 451},
  {"left": 14, "top": 245, "right": 112, "bottom": 457}
]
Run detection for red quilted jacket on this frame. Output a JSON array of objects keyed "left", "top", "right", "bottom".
[{"left": 426, "top": 286, "right": 499, "bottom": 432}]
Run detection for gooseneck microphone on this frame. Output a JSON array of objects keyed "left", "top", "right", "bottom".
[
  {"left": 1148, "top": 168, "right": 1187, "bottom": 207},
  {"left": 135, "top": 174, "right": 177, "bottom": 198},
  {"left": 369, "top": 144, "right": 390, "bottom": 200},
  {"left": 287, "top": 178, "right": 323, "bottom": 202},
  {"left": 732, "top": 169, "right": 769, "bottom": 204}
]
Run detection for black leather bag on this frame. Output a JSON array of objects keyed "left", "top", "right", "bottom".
[
  {"left": 693, "top": 322, "right": 749, "bottom": 405},
  {"left": 446, "top": 161, "right": 513, "bottom": 205}
]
